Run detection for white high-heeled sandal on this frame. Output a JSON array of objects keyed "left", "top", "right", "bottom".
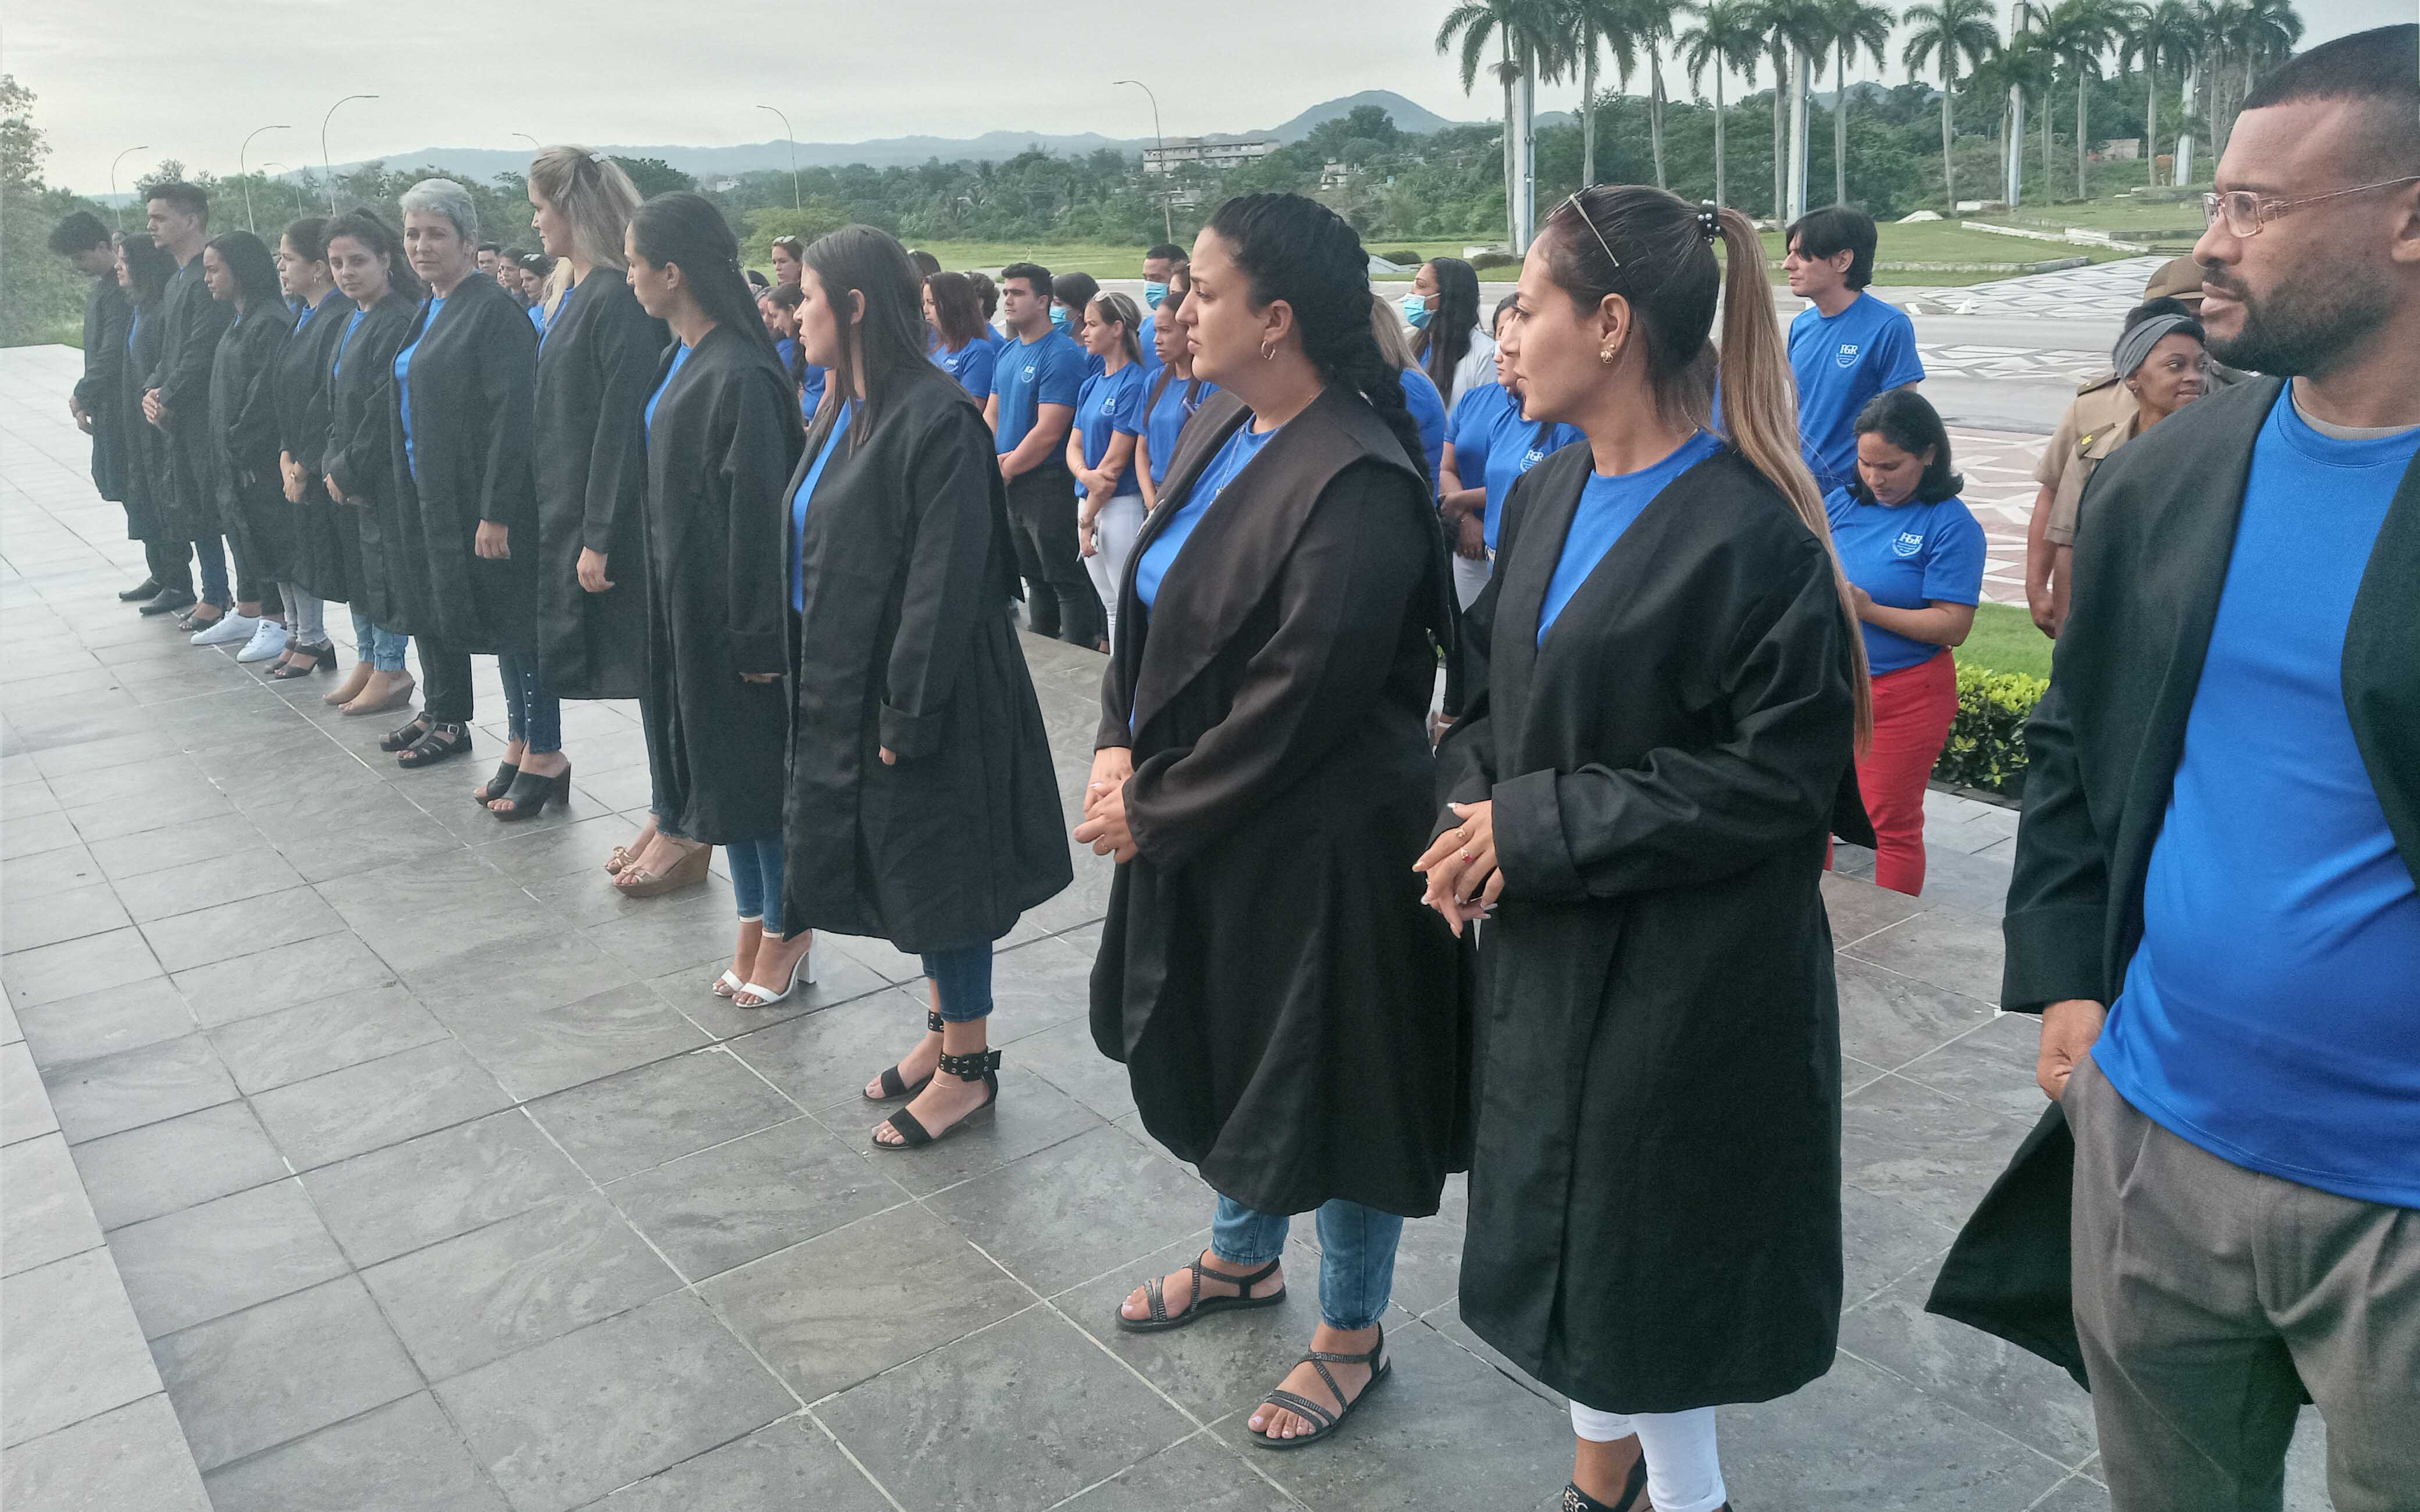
[{"left": 734, "top": 939, "right": 816, "bottom": 1008}]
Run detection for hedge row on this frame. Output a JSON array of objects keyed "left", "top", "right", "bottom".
[{"left": 1933, "top": 664, "right": 2049, "bottom": 798}]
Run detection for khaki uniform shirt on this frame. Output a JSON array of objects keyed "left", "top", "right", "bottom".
[{"left": 2037, "top": 380, "right": 2143, "bottom": 546}]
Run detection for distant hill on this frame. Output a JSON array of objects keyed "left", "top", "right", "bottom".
[{"left": 1261, "top": 91, "right": 1468, "bottom": 140}]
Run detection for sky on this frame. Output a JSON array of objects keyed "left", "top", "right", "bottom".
[{"left": 10, "top": 0, "right": 2410, "bottom": 192}]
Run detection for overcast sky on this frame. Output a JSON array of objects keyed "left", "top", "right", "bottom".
[{"left": 12, "top": 0, "right": 2409, "bottom": 192}]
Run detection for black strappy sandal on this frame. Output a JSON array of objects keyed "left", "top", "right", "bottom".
[
  {"left": 1561, "top": 1453, "right": 1652, "bottom": 1512},
  {"left": 1115, "top": 1253, "right": 1286, "bottom": 1334},
  {"left": 864, "top": 1011, "right": 945, "bottom": 1102},
  {"left": 872, "top": 1046, "right": 999, "bottom": 1150},
  {"left": 396, "top": 721, "right": 472, "bottom": 769},
  {"left": 488, "top": 764, "right": 571, "bottom": 822},
  {"left": 471, "top": 760, "right": 521, "bottom": 805},
  {"left": 1248, "top": 1324, "right": 1392, "bottom": 1451},
  {"left": 379, "top": 712, "right": 433, "bottom": 753},
  {"left": 266, "top": 642, "right": 337, "bottom": 680}
]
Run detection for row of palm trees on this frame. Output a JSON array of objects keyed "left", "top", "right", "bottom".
[{"left": 1435, "top": 0, "right": 2304, "bottom": 249}]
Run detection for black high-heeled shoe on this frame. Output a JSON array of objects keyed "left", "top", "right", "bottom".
[
  {"left": 864, "top": 1012, "right": 947, "bottom": 1102},
  {"left": 471, "top": 761, "right": 521, "bottom": 806},
  {"left": 487, "top": 764, "right": 571, "bottom": 822},
  {"left": 872, "top": 1046, "right": 1000, "bottom": 1150},
  {"left": 265, "top": 642, "right": 337, "bottom": 680}
]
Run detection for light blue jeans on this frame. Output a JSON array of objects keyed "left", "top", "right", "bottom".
[
  {"left": 350, "top": 608, "right": 407, "bottom": 672},
  {"left": 726, "top": 835, "right": 785, "bottom": 926},
  {"left": 1210, "top": 1196, "right": 1403, "bottom": 1331}
]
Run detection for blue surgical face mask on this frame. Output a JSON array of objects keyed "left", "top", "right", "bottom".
[
  {"left": 1143, "top": 280, "right": 1169, "bottom": 310},
  {"left": 1049, "top": 305, "right": 1069, "bottom": 331},
  {"left": 1400, "top": 292, "right": 1432, "bottom": 330}
]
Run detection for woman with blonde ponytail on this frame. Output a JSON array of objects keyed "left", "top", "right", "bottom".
[{"left": 1415, "top": 187, "right": 1874, "bottom": 1512}]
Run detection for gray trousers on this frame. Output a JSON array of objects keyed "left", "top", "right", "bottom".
[{"left": 2067, "top": 1053, "right": 2420, "bottom": 1512}]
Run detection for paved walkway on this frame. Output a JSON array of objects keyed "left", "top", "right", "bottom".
[
  {"left": 2, "top": 344, "right": 2326, "bottom": 1511},
  {"left": 1909, "top": 257, "right": 2173, "bottom": 321}
]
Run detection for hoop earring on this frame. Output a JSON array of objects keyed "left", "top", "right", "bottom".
[{"left": 1259, "top": 340, "right": 1276, "bottom": 362}]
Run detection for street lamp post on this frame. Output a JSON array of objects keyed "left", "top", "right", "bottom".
[
  {"left": 321, "top": 94, "right": 379, "bottom": 212},
  {"left": 1112, "top": 79, "right": 1174, "bottom": 242},
  {"left": 757, "top": 105, "right": 799, "bottom": 211},
  {"left": 513, "top": 132, "right": 540, "bottom": 155},
  {"left": 240, "top": 124, "right": 291, "bottom": 234},
  {"left": 108, "top": 146, "right": 151, "bottom": 231}
]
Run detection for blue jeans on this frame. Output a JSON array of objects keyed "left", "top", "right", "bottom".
[
  {"left": 196, "top": 534, "right": 230, "bottom": 608},
  {"left": 726, "top": 835, "right": 785, "bottom": 926},
  {"left": 496, "top": 647, "right": 560, "bottom": 753},
  {"left": 1211, "top": 1196, "right": 1403, "bottom": 1331},
  {"left": 350, "top": 608, "right": 407, "bottom": 672},
  {"left": 921, "top": 944, "right": 994, "bottom": 1022}
]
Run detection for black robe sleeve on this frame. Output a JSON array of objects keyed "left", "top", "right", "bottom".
[
  {"left": 325, "top": 304, "right": 410, "bottom": 505},
  {"left": 580, "top": 289, "right": 654, "bottom": 555},
  {"left": 1124, "top": 459, "right": 1434, "bottom": 870},
  {"left": 473, "top": 303, "right": 536, "bottom": 533},
  {"left": 1997, "top": 663, "right": 2111, "bottom": 1014},
  {"left": 77, "top": 279, "right": 124, "bottom": 416},
  {"left": 226, "top": 320, "right": 284, "bottom": 482},
  {"left": 157, "top": 274, "right": 232, "bottom": 417},
  {"left": 721, "top": 368, "right": 795, "bottom": 676},
  {"left": 880, "top": 402, "right": 1009, "bottom": 759},
  {"left": 1433, "top": 475, "right": 1540, "bottom": 819}
]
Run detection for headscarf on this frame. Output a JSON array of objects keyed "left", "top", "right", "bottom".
[{"left": 2112, "top": 313, "right": 2196, "bottom": 380}]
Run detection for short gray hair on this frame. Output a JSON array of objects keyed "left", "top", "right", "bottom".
[{"left": 398, "top": 177, "right": 478, "bottom": 243}]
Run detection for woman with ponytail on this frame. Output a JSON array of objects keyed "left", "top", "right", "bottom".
[
  {"left": 1415, "top": 188, "right": 1874, "bottom": 1512},
  {"left": 1084, "top": 192, "right": 1464, "bottom": 1452}
]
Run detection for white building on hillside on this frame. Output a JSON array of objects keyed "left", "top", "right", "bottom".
[{"left": 1143, "top": 137, "right": 1278, "bottom": 176}]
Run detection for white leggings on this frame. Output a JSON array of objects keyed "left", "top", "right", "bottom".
[
  {"left": 1083, "top": 493, "right": 1144, "bottom": 652},
  {"left": 1570, "top": 1403, "right": 1726, "bottom": 1512}
]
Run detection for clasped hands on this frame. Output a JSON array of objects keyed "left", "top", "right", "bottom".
[
  {"left": 1073, "top": 746, "right": 1136, "bottom": 862},
  {"left": 1413, "top": 800, "right": 1498, "bottom": 936}
]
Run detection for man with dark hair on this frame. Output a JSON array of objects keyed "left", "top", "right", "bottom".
[
  {"left": 476, "top": 243, "right": 503, "bottom": 284},
  {"left": 985, "top": 261, "right": 1097, "bottom": 644},
  {"left": 907, "top": 247, "right": 942, "bottom": 279},
  {"left": 1987, "top": 23, "right": 2420, "bottom": 1510},
  {"left": 1137, "top": 241, "right": 1185, "bottom": 379},
  {"left": 140, "top": 181, "right": 236, "bottom": 624},
  {"left": 1784, "top": 205, "right": 1923, "bottom": 497},
  {"left": 52, "top": 212, "right": 156, "bottom": 600}
]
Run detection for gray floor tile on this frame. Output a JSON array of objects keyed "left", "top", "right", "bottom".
[
  {"left": 2033, "top": 1474, "right": 2111, "bottom": 1511},
  {"left": 302, "top": 1110, "right": 589, "bottom": 1268},
  {"left": 0, "top": 808, "right": 80, "bottom": 861},
  {"left": 721, "top": 991, "right": 937, "bottom": 1111},
  {"left": 980, "top": 934, "right": 1098, "bottom": 1044},
  {"left": 816, "top": 1305, "right": 1193, "bottom": 1512},
  {"left": 208, "top": 983, "right": 450, "bottom": 1094},
  {"left": 0, "top": 1131, "right": 101, "bottom": 1275},
  {"left": 1899, "top": 1010, "right": 2060, "bottom": 1125},
  {"left": 111, "top": 846, "right": 308, "bottom": 924},
  {"left": 432, "top": 980, "right": 710, "bottom": 1102},
  {"left": 1835, "top": 954, "right": 2001, "bottom": 1075},
  {"left": 83, "top": 812, "right": 266, "bottom": 882},
  {"left": 1841, "top": 1073, "right": 2035, "bottom": 1233},
  {"left": 1422, "top": 1296, "right": 1568, "bottom": 1407},
  {"left": 0, "top": 1392, "right": 212, "bottom": 1512},
  {"left": 699, "top": 1203, "right": 1033, "bottom": 1403},
  {"left": 845, "top": 1066, "right": 1107, "bottom": 1200},
  {"left": 67, "top": 783, "right": 239, "bottom": 843},
  {"left": 1055, "top": 1432, "right": 1298, "bottom": 1511},
  {"left": 471, "top": 812, "right": 654, "bottom": 887},
  {"left": 201, "top": 1391, "right": 509, "bottom": 1512},
  {"left": 110, "top": 1179, "right": 350, "bottom": 1339},
  {"left": 2, "top": 925, "right": 162, "bottom": 1010},
  {"left": 1, "top": 1247, "right": 162, "bottom": 1447},
  {"left": 138, "top": 886, "right": 347, "bottom": 975},
  {"left": 151, "top": 1275, "right": 423, "bottom": 1472},
  {"left": 13, "top": 976, "right": 195, "bottom": 1069},
  {"left": 251, "top": 1039, "right": 514, "bottom": 1170},
  {"left": 526, "top": 1048, "right": 795, "bottom": 1183},
  {"left": 69, "top": 1100, "right": 291, "bottom": 1232},
  {"left": 435, "top": 1292, "right": 794, "bottom": 1512},
  {"left": 170, "top": 928, "right": 397, "bottom": 1028},
  {"left": 363, "top": 1193, "right": 680, "bottom": 1381},
  {"left": 605, "top": 1118, "right": 909, "bottom": 1281},
  {"left": 587, "top": 1417, "right": 892, "bottom": 1512},
  {"left": 45, "top": 1032, "right": 237, "bottom": 1143},
  {"left": 1010, "top": 1014, "right": 1139, "bottom": 1121},
  {"left": 1, "top": 839, "right": 102, "bottom": 903},
  {"left": 1839, "top": 1183, "right": 1963, "bottom": 1310},
  {"left": 2, "top": 1039, "right": 59, "bottom": 1143},
  {"left": 1841, "top": 1269, "right": 2099, "bottom": 1464},
  {"left": 1845, "top": 910, "right": 2010, "bottom": 1004},
  {"left": 650, "top": 946, "right": 893, "bottom": 1042},
  {"left": 1060, "top": 1233, "right": 1331, "bottom": 1419},
  {"left": 2, "top": 879, "right": 132, "bottom": 953},
  {"left": 927, "top": 1123, "right": 1210, "bottom": 1296}
]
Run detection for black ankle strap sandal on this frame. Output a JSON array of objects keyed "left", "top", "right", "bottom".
[
  {"left": 1561, "top": 1453, "right": 1652, "bottom": 1512},
  {"left": 1117, "top": 1252, "right": 1287, "bottom": 1334},
  {"left": 379, "top": 712, "right": 433, "bottom": 753},
  {"left": 871, "top": 1045, "right": 999, "bottom": 1151},
  {"left": 1249, "top": 1322, "right": 1392, "bottom": 1450},
  {"left": 865, "top": 1011, "right": 947, "bottom": 1103},
  {"left": 396, "top": 721, "right": 472, "bottom": 769}
]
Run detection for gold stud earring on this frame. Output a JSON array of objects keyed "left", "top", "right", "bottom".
[{"left": 1599, "top": 346, "right": 1617, "bottom": 365}]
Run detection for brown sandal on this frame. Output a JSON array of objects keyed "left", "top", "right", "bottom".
[{"left": 614, "top": 839, "right": 710, "bottom": 898}]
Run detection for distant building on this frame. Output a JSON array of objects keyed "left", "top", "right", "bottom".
[
  {"left": 1319, "top": 161, "right": 1353, "bottom": 189},
  {"left": 1143, "top": 137, "right": 1278, "bottom": 176}
]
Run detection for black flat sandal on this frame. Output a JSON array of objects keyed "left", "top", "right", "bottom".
[
  {"left": 397, "top": 721, "right": 472, "bottom": 769},
  {"left": 1560, "top": 1453, "right": 1652, "bottom": 1512},
  {"left": 873, "top": 1046, "right": 999, "bottom": 1150},
  {"left": 266, "top": 642, "right": 337, "bottom": 680},
  {"left": 1247, "top": 1324, "right": 1392, "bottom": 1451},
  {"left": 379, "top": 712, "right": 433, "bottom": 753},
  {"left": 471, "top": 761, "right": 521, "bottom": 805},
  {"left": 864, "top": 1011, "right": 945, "bottom": 1102},
  {"left": 488, "top": 764, "right": 571, "bottom": 822},
  {"left": 1116, "top": 1253, "right": 1286, "bottom": 1334}
]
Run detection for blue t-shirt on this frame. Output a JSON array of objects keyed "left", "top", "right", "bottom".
[
  {"left": 643, "top": 341, "right": 694, "bottom": 448},
  {"left": 1134, "top": 420, "right": 1280, "bottom": 615},
  {"left": 1399, "top": 366, "right": 1449, "bottom": 497},
  {"left": 789, "top": 402, "right": 853, "bottom": 612},
  {"left": 798, "top": 362, "right": 828, "bottom": 420},
  {"left": 1824, "top": 487, "right": 1987, "bottom": 673},
  {"left": 1074, "top": 362, "right": 1148, "bottom": 499},
  {"left": 394, "top": 294, "right": 449, "bottom": 480},
  {"left": 1539, "top": 432, "right": 1723, "bottom": 641},
  {"left": 2094, "top": 389, "right": 2420, "bottom": 1207},
  {"left": 934, "top": 337, "right": 995, "bottom": 401},
  {"left": 542, "top": 277, "right": 581, "bottom": 352},
  {"left": 1789, "top": 293, "right": 1925, "bottom": 496},
  {"left": 1141, "top": 374, "right": 1215, "bottom": 489},
  {"left": 331, "top": 308, "right": 366, "bottom": 377},
  {"left": 527, "top": 304, "right": 545, "bottom": 336},
  {"left": 1450, "top": 381, "right": 1583, "bottom": 551},
  {"left": 991, "top": 329, "right": 1086, "bottom": 458}
]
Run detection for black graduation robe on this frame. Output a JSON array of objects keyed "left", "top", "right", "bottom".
[
  {"left": 77, "top": 273, "right": 137, "bottom": 511},
  {"left": 207, "top": 304, "right": 291, "bottom": 585},
  {"left": 380, "top": 273, "right": 539, "bottom": 648},
  {"left": 118, "top": 298, "right": 167, "bottom": 542},
  {"left": 1434, "top": 442, "right": 1863, "bottom": 1414},
  {"left": 274, "top": 295, "right": 354, "bottom": 604},
  {"left": 322, "top": 294, "right": 420, "bottom": 623},
  {"left": 778, "top": 371, "right": 1070, "bottom": 951},
  {"left": 144, "top": 253, "right": 234, "bottom": 542},
  {"left": 638, "top": 323, "right": 803, "bottom": 845},
  {"left": 533, "top": 268, "right": 663, "bottom": 699},
  {"left": 1090, "top": 386, "right": 1469, "bottom": 1219}
]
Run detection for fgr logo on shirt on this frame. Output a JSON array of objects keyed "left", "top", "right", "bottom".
[
  {"left": 1835, "top": 343, "right": 1862, "bottom": 369},
  {"left": 1020, "top": 365, "right": 1037, "bottom": 382},
  {"left": 1519, "top": 448, "right": 1548, "bottom": 472},
  {"left": 1892, "top": 529, "right": 1926, "bottom": 558}
]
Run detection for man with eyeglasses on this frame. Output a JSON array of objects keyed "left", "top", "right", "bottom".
[{"left": 1981, "top": 23, "right": 2420, "bottom": 1511}]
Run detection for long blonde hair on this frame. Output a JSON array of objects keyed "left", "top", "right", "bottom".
[
  {"left": 1368, "top": 291, "right": 1418, "bottom": 371},
  {"left": 526, "top": 146, "right": 641, "bottom": 313}
]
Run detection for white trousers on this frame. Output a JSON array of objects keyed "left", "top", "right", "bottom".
[
  {"left": 1570, "top": 1403, "right": 1726, "bottom": 1512},
  {"left": 1084, "top": 493, "right": 1145, "bottom": 652},
  {"left": 1451, "top": 550, "right": 1493, "bottom": 611}
]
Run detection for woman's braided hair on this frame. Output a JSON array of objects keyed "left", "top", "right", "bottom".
[{"left": 1204, "top": 193, "right": 1430, "bottom": 491}]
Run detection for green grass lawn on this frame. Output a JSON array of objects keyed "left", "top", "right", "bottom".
[{"left": 1959, "top": 601, "right": 2053, "bottom": 682}]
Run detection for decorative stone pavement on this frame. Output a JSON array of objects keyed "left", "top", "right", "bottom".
[
  {"left": 1, "top": 344, "right": 2329, "bottom": 1512},
  {"left": 1907, "top": 256, "right": 2173, "bottom": 321}
]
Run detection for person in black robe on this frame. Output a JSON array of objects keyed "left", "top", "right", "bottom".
[
  {"left": 141, "top": 183, "right": 245, "bottom": 633},
  {"left": 53, "top": 213, "right": 148, "bottom": 598},
  {"left": 1081, "top": 194, "right": 1465, "bottom": 1452},
  {"left": 113, "top": 234, "right": 194, "bottom": 615},
  {"left": 773, "top": 225, "right": 1070, "bottom": 1147},
  {"left": 375, "top": 179, "right": 540, "bottom": 776},
  {"left": 262, "top": 216, "right": 351, "bottom": 680},
  {"left": 525, "top": 149, "right": 663, "bottom": 838},
  {"left": 201, "top": 231, "right": 296, "bottom": 667},
  {"left": 321, "top": 209, "right": 426, "bottom": 716},
  {"left": 1417, "top": 188, "right": 1870, "bottom": 1512},
  {"left": 618, "top": 192, "right": 805, "bottom": 951}
]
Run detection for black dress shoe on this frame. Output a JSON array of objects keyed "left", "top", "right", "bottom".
[
  {"left": 118, "top": 576, "right": 163, "bottom": 602},
  {"left": 138, "top": 587, "right": 197, "bottom": 616}
]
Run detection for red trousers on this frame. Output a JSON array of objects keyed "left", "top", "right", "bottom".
[{"left": 1855, "top": 651, "right": 1959, "bottom": 896}]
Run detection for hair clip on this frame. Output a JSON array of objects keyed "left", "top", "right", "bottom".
[{"left": 1696, "top": 202, "right": 1721, "bottom": 243}]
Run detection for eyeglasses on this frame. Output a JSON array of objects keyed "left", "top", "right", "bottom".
[{"left": 2201, "top": 176, "right": 2420, "bottom": 237}]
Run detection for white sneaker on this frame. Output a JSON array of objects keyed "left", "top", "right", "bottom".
[
  {"left": 191, "top": 611, "right": 259, "bottom": 647},
  {"left": 236, "top": 620, "right": 290, "bottom": 663}
]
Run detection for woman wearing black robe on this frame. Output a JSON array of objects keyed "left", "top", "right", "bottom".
[
  {"left": 54, "top": 215, "right": 143, "bottom": 597},
  {"left": 1415, "top": 188, "right": 1871, "bottom": 1512},
  {"left": 376, "top": 178, "right": 540, "bottom": 776},
  {"left": 201, "top": 232, "right": 295, "bottom": 665},
  {"left": 616, "top": 192, "right": 805, "bottom": 960},
  {"left": 1082, "top": 194, "right": 1465, "bottom": 1451},
  {"left": 262, "top": 216, "right": 351, "bottom": 680},
  {"left": 775, "top": 226, "right": 1070, "bottom": 1149},
  {"left": 321, "top": 210, "right": 424, "bottom": 715},
  {"left": 114, "top": 235, "right": 192, "bottom": 614}
]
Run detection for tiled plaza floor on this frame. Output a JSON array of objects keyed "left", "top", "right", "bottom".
[{"left": 2, "top": 343, "right": 2327, "bottom": 1511}]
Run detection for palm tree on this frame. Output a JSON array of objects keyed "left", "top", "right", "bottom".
[
  {"left": 1438, "top": 0, "right": 1572, "bottom": 251},
  {"left": 1565, "top": 0, "right": 1641, "bottom": 188},
  {"left": 1820, "top": 0, "right": 1896, "bottom": 205},
  {"left": 1997, "top": 26, "right": 2058, "bottom": 199},
  {"left": 1681, "top": 0, "right": 1767, "bottom": 206},
  {"left": 2121, "top": 0, "right": 2202, "bottom": 187},
  {"left": 2220, "top": 0, "right": 2301, "bottom": 150},
  {"left": 1902, "top": 0, "right": 1998, "bottom": 210},
  {"left": 2042, "top": 0, "right": 2118, "bottom": 200},
  {"left": 1639, "top": 0, "right": 1689, "bottom": 191},
  {"left": 1750, "top": 0, "right": 1830, "bottom": 217}
]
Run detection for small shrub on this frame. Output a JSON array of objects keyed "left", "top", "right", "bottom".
[
  {"left": 1378, "top": 248, "right": 1425, "bottom": 267},
  {"left": 1469, "top": 250, "right": 1520, "bottom": 271},
  {"left": 1934, "top": 663, "right": 2048, "bottom": 797}
]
